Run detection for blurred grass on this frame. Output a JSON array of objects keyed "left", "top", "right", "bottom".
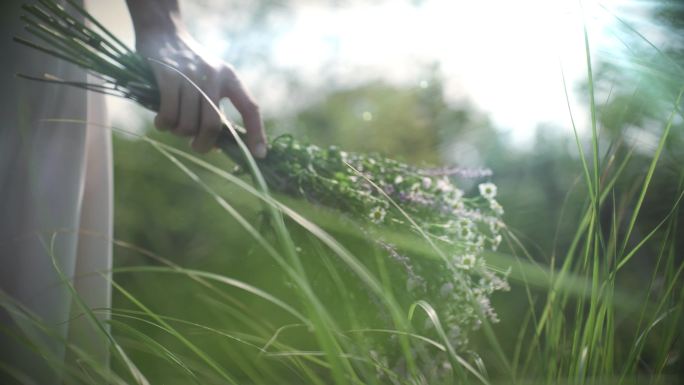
[
  {"left": 2, "top": 0, "right": 684, "bottom": 383},
  {"left": 107, "top": 45, "right": 683, "bottom": 382},
  {"left": 103, "top": 66, "right": 683, "bottom": 382}
]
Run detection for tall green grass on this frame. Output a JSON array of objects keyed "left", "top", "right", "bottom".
[{"left": 2, "top": 1, "right": 683, "bottom": 384}]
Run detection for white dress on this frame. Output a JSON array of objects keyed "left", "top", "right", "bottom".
[{"left": 0, "top": 0, "right": 112, "bottom": 382}]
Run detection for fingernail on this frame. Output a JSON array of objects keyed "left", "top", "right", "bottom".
[{"left": 254, "top": 142, "right": 267, "bottom": 159}]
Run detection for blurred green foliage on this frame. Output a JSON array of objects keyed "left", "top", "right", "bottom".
[
  {"left": 110, "top": 1, "right": 684, "bottom": 382},
  {"left": 112, "top": 66, "right": 683, "bottom": 381}
]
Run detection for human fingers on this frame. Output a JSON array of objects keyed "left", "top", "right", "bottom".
[
  {"left": 191, "top": 72, "right": 222, "bottom": 153},
  {"left": 174, "top": 78, "right": 202, "bottom": 138},
  {"left": 220, "top": 66, "right": 267, "bottom": 159},
  {"left": 151, "top": 63, "right": 181, "bottom": 131}
]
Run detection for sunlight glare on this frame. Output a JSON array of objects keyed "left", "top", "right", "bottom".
[{"left": 269, "top": 0, "right": 630, "bottom": 146}]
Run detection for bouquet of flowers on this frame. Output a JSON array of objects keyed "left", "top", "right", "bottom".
[{"left": 16, "top": 0, "right": 508, "bottom": 355}]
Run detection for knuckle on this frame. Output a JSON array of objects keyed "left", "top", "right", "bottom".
[
  {"left": 154, "top": 117, "right": 166, "bottom": 131},
  {"left": 207, "top": 122, "right": 222, "bottom": 133},
  {"left": 159, "top": 88, "right": 179, "bottom": 107},
  {"left": 242, "top": 99, "right": 260, "bottom": 113},
  {"left": 220, "top": 66, "right": 239, "bottom": 82},
  {"left": 203, "top": 101, "right": 221, "bottom": 117},
  {"left": 201, "top": 117, "right": 222, "bottom": 136},
  {"left": 155, "top": 114, "right": 172, "bottom": 129},
  {"left": 176, "top": 123, "right": 195, "bottom": 136},
  {"left": 197, "top": 60, "right": 214, "bottom": 74},
  {"left": 188, "top": 65, "right": 205, "bottom": 81},
  {"left": 192, "top": 141, "right": 209, "bottom": 153}
]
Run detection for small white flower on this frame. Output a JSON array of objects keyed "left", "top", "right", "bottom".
[
  {"left": 478, "top": 182, "right": 497, "bottom": 200},
  {"left": 306, "top": 144, "right": 318, "bottom": 155},
  {"left": 369, "top": 206, "right": 386, "bottom": 224},
  {"left": 394, "top": 175, "right": 404, "bottom": 185},
  {"left": 489, "top": 219, "right": 505, "bottom": 234},
  {"left": 489, "top": 199, "right": 504, "bottom": 215},
  {"left": 448, "top": 198, "right": 465, "bottom": 212},
  {"left": 482, "top": 270, "right": 510, "bottom": 292},
  {"left": 458, "top": 254, "right": 477, "bottom": 270},
  {"left": 477, "top": 294, "right": 499, "bottom": 323},
  {"left": 422, "top": 177, "right": 432, "bottom": 190},
  {"left": 456, "top": 219, "right": 476, "bottom": 241},
  {"left": 466, "top": 243, "right": 482, "bottom": 255},
  {"left": 436, "top": 177, "right": 453, "bottom": 193},
  {"left": 492, "top": 234, "right": 503, "bottom": 250},
  {"left": 457, "top": 217, "right": 474, "bottom": 228},
  {"left": 446, "top": 188, "right": 465, "bottom": 211}
]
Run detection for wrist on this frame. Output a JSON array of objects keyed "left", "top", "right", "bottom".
[
  {"left": 133, "top": 14, "right": 182, "bottom": 39},
  {"left": 127, "top": 1, "right": 185, "bottom": 48}
]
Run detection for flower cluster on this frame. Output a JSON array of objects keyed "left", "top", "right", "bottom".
[{"left": 248, "top": 136, "right": 509, "bottom": 349}]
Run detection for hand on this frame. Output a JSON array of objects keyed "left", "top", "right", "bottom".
[{"left": 136, "top": 29, "right": 267, "bottom": 157}]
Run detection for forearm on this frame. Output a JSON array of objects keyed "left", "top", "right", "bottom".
[{"left": 125, "top": 0, "right": 181, "bottom": 36}]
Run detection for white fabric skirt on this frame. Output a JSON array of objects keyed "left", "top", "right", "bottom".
[{"left": 0, "top": 0, "right": 113, "bottom": 381}]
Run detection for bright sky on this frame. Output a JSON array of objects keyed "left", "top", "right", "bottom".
[{"left": 90, "top": 0, "right": 652, "bottom": 148}]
